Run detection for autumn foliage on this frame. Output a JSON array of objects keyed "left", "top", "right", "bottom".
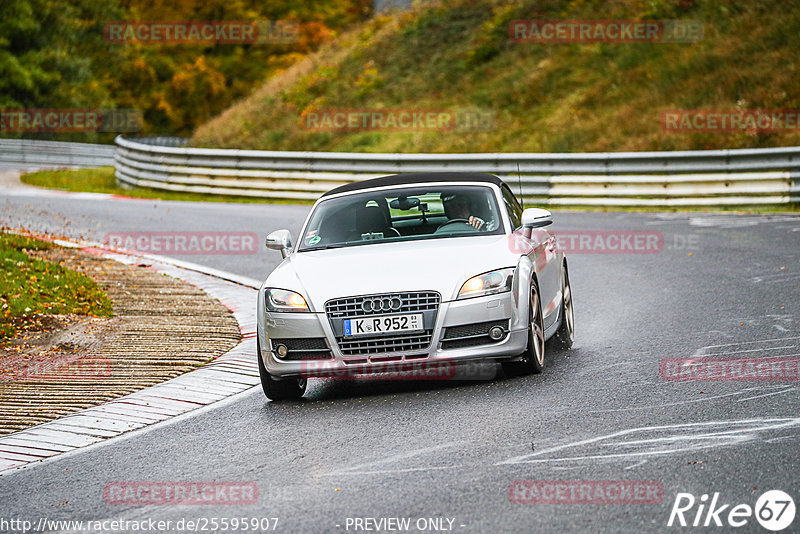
[{"left": 0, "top": 0, "right": 372, "bottom": 140}]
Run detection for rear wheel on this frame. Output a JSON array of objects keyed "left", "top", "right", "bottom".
[
  {"left": 549, "top": 262, "right": 574, "bottom": 351},
  {"left": 502, "top": 278, "right": 545, "bottom": 377},
  {"left": 257, "top": 339, "right": 307, "bottom": 401}
]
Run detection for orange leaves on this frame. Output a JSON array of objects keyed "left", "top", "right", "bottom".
[{"left": 297, "top": 21, "right": 336, "bottom": 52}]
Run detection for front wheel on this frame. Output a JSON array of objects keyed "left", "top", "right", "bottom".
[
  {"left": 502, "top": 278, "right": 545, "bottom": 377},
  {"left": 257, "top": 339, "right": 307, "bottom": 401}
]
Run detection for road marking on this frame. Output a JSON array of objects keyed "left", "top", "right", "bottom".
[
  {"left": 324, "top": 442, "right": 466, "bottom": 476},
  {"left": 765, "top": 435, "right": 800, "bottom": 444},
  {"left": 588, "top": 385, "right": 790, "bottom": 414},
  {"left": 691, "top": 335, "right": 800, "bottom": 356},
  {"left": 688, "top": 216, "right": 793, "bottom": 228},
  {"left": 693, "top": 345, "right": 797, "bottom": 356},
  {"left": 496, "top": 418, "right": 800, "bottom": 465},
  {"left": 624, "top": 460, "right": 648, "bottom": 470},
  {"left": 647, "top": 214, "right": 800, "bottom": 231},
  {"left": 735, "top": 386, "right": 795, "bottom": 403},
  {"left": 329, "top": 465, "right": 464, "bottom": 476},
  {"left": 750, "top": 272, "right": 800, "bottom": 284}
]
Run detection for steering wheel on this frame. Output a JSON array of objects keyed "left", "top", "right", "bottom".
[{"left": 437, "top": 218, "right": 480, "bottom": 232}]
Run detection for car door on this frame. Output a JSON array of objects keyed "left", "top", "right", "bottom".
[{"left": 501, "top": 185, "right": 560, "bottom": 324}]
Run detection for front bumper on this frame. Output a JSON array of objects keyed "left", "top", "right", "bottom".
[{"left": 258, "top": 291, "right": 529, "bottom": 378}]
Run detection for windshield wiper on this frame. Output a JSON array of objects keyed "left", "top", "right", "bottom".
[{"left": 305, "top": 243, "right": 350, "bottom": 251}]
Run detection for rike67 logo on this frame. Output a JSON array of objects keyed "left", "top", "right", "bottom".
[{"left": 668, "top": 490, "right": 795, "bottom": 531}]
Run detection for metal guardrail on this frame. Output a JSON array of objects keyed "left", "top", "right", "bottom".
[
  {"left": 4, "top": 136, "right": 796, "bottom": 206},
  {"left": 130, "top": 137, "right": 190, "bottom": 147},
  {"left": 115, "top": 136, "right": 800, "bottom": 206},
  {"left": 0, "top": 138, "right": 115, "bottom": 168}
]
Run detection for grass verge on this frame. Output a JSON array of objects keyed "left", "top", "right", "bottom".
[{"left": 0, "top": 233, "right": 113, "bottom": 340}]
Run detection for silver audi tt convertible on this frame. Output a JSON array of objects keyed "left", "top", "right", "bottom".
[{"left": 257, "top": 172, "right": 574, "bottom": 400}]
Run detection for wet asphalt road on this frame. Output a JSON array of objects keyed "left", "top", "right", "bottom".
[{"left": 0, "top": 185, "right": 799, "bottom": 533}]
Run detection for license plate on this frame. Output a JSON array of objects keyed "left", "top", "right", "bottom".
[{"left": 343, "top": 313, "right": 423, "bottom": 337}]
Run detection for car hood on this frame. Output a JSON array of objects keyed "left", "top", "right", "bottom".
[{"left": 265, "top": 234, "right": 518, "bottom": 310}]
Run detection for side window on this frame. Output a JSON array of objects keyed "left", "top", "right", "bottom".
[{"left": 501, "top": 186, "right": 523, "bottom": 229}]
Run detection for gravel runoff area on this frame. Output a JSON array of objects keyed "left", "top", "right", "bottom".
[{"left": 0, "top": 242, "right": 242, "bottom": 435}]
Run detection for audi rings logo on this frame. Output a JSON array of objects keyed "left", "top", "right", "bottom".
[{"left": 362, "top": 297, "right": 403, "bottom": 313}]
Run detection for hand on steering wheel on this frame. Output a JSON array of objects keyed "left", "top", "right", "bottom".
[
  {"left": 438, "top": 217, "right": 485, "bottom": 231},
  {"left": 467, "top": 216, "right": 485, "bottom": 230}
]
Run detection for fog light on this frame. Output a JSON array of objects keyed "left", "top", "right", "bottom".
[
  {"left": 488, "top": 326, "right": 505, "bottom": 341},
  {"left": 275, "top": 344, "right": 288, "bottom": 357}
]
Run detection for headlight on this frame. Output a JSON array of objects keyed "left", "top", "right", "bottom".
[
  {"left": 265, "top": 288, "right": 310, "bottom": 312},
  {"left": 457, "top": 268, "right": 514, "bottom": 300}
]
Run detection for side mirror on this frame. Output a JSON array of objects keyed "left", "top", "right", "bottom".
[
  {"left": 521, "top": 208, "right": 553, "bottom": 228},
  {"left": 265, "top": 229, "right": 293, "bottom": 258}
]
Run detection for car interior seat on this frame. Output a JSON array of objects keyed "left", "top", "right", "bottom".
[{"left": 355, "top": 205, "right": 401, "bottom": 238}]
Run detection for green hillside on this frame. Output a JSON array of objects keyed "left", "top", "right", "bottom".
[{"left": 192, "top": 0, "right": 800, "bottom": 153}]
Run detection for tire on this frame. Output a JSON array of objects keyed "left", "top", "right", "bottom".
[
  {"left": 257, "top": 339, "right": 307, "bottom": 401},
  {"left": 502, "top": 277, "right": 545, "bottom": 377},
  {"left": 549, "top": 262, "right": 574, "bottom": 351}
]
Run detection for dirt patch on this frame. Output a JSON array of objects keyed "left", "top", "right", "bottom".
[{"left": 0, "top": 246, "right": 241, "bottom": 435}]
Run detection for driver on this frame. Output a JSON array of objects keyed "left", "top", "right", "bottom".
[{"left": 442, "top": 194, "right": 485, "bottom": 229}]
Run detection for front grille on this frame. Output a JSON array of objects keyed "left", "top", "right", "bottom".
[
  {"left": 326, "top": 291, "right": 440, "bottom": 357},
  {"left": 441, "top": 319, "right": 509, "bottom": 350},
  {"left": 325, "top": 291, "right": 440, "bottom": 318},
  {"left": 271, "top": 337, "right": 333, "bottom": 360},
  {"left": 336, "top": 331, "right": 434, "bottom": 356}
]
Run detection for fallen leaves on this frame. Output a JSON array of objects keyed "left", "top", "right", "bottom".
[{"left": 1, "top": 233, "right": 113, "bottom": 341}]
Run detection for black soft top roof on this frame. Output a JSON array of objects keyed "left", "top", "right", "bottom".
[{"left": 321, "top": 172, "right": 506, "bottom": 197}]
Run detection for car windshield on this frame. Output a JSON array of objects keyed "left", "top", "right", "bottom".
[{"left": 297, "top": 185, "right": 504, "bottom": 251}]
